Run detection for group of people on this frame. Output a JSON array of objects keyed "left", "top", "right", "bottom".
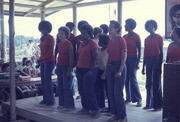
[{"left": 37, "top": 18, "right": 180, "bottom": 122}]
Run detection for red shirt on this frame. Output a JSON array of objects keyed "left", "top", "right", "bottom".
[
  {"left": 77, "top": 40, "right": 98, "bottom": 68},
  {"left": 57, "top": 41, "right": 72, "bottom": 66},
  {"left": 39, "top": 34, "right": 55, "bottom": 62},
  {"left": 76, "top": 35, "right": 84, "bottom": 50},
  {"left": 167, "top": 42, "right": 180, "bottom": 63},
  {"left": 107, "top": 35, "right": 127, "bottom": 62},
  {"left": 123, "top": 33, "right": 140, "bottom": 55},
  {"left": 144, "top": 34, "right": 163, "bottom": 58}
]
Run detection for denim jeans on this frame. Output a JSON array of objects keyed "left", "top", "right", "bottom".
[
  {"left": 56, "top": 65, "right": 75, "bottom": 108},
  {"left": 40, "top": 61, "right": 55, "bottom": 105},
  {"left": 125, "top": 55, "right": 142, "bottom": 103},
  {"left": 76, "top": 67, "right": 99, "bottom": 114},
  {"left": 145, "top": 56, "right": 163, "bottom": 109},
  {"left": 107, "top": 62, "right": 127, "bottom": 120}
]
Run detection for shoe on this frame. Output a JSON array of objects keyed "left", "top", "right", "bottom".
[
  {"left": 107, "top": 115, "right": 119, "bottom": 122},
  {"left": 76, "top": 109, "right": 89, "bottom": 115},
  {"left": 57, "top": 106, "right": 65, "bottom": 110},
  {"left": 91, "top": 113, "right": 101, "bottom": 118},
  {"left": 39, "top": 100, "right": 46, "bottom": 105},
  {"left": 153, "top": 108, "right": 162, "bottom": 111},
  {"left": 64, "top": 107, "right": 76, "bottom": 112},
  {"left": 143, "top": 106, "right": 152, "bottom": 109},
  {"left": 136, "top": 102, "right": 142, "bottom": 107},
  {"left": 117, "top": 117, "right": 128, "bottom": 122},
  {"left": 125, "top": 100, "right": 131, "bottom": 104}
]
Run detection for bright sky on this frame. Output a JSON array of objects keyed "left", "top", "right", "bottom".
[{"left": 4, "top": 0, "right": 169, "bottom": 46}]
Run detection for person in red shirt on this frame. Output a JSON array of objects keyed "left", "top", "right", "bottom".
[
  {"left": 105, "top": 20, "right": 127, "bottom": 122},
  {"left": 123, "top": 18, "right": 142, "bottom": 107},
  {"left": 55, "top": 26, "right": 75, "bottom": 111},
  {"left": 142, "top": 20, "right": 163, "bottom": 111},
  {"left": 76, "top": 24, "right": 100, "bottom": 118},
  {"left": 166, "top": 27, "right": 180, "bottom": 63},
  {"left": 38, "top": 20, "right": 55, "bottom": 106}
]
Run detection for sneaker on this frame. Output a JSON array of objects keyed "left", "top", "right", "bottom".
[
  {"left": 57, "top": 106, "right": 65, "bottom": 110},
  {"left": 64, "top": 107, "right": 76, "bottom": 112},
  {"left": 107, "top": 115, "right": 119, "bottom": 122},
  {"left": 76, "top": 109, "right": 89, "bottom": 115},
  {"left": 125, "top": 100, "right": 131, "bottom": 104},
  {"left": 91, "top": 113, "right": 101, "bottom": 118},
  {"left": 39, "top": 100, "right": 46, "bottom": 105},
  {"left": 117, "top": 117, "right": 128, "bottom": 122},
  {"left": 143, "top": 106, "right": 152, "bottom": 110},
  {"left": 136, "top": 102, "right": 142, "bottom": 107},
  {"left": 153, "top": 108, "right": 162, "bottom": 111}
]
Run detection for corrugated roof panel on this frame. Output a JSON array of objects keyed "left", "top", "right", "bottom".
[{"left": 45, "top": 1, "right": 70, "bottom": 8}]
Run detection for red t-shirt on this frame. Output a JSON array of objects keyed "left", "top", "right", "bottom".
[
  {"left": 77, "top": 40, "right": 98, "bottom": 68},
  {"left": 39, "top": 34, "right": 55, "bottom": 62},
  {"left": 144, "top": 34, "right": 163, "bottom": 58},
  {"left": 57, "top": 41, "right": 72, "bottom": 66},
  {"left": 167, "top": 42, "right": 180, "bottom": 63},
  {"left": 107, "top": 35, "right": 127, "bottom": 62},
  {"left": 76, "top": 35, "right": 84, "bottom": 50},
  {"left": 123, "top": 33, "right": 140, "bottom": 55}
]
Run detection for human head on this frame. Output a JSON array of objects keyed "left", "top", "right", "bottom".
[
  {"left": 170, "top": 27, "right": 180, "bottom": 42},
  {"left": 93, "top": 27, "right": 103, "bottom": 37},
  {"left": 65, "top": 22, "right": 75, "bottom": 32},
  {"left": 100, "top": 24, "right": 109, "bottom": 34},
  {"left": 145, "top": 20, "right": 158, "bottom": 33},
  {"left": 38, "top": 20, "right": 52, "bottom": 35},
  {"left": 125, "top": 18, "right": 136, "bottom": 31},
  {"left": 78, "top": 20, "right": 88, "bottom": 32},
  {"left": 109, "top": 20, "right": 121, "bottom": 35},
  {"left": 169, "top": 4, "right": 180, "bottom": 29},
  {"left": 58, "top": 26, "right": 71, "bottom": 39},
  {"left": 2, "top": 63, "right": 10, "bottom": 73},
  {"left": 81, "top": 24, "right": 93, "bottom": 40},
  {"left": 98, "top": 33, "right": 109, "bottom": 47},
  {"left": 25, "top": 60, "right": 32, "bottom": 67},
  {"left": 22, "top": 57, "right": 28, "bottom": 65}
]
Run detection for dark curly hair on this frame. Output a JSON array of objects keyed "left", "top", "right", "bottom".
[
  {"left": 169, "top": 4, "right": 180, "bottom": 29},
  {"left": 99, "top": 33, "right": 109, "bottom": 46},
  {"left": 145, "top": 20, "right": 157, "bottom": 31},
  {"left": 125, "top": 18, "right": 136, "bottom": 30},
  {"left": 78, "top": 20, "right": 88, "bottom": 32},
  {"left": 100, "top": 24, "right": 109, "bottom": 34},
  {"left": 38, "top": 20, "right": 52, "bottom": 33},
  {"left": 93, "top": 27, "right": 102, "bottom": 37},
  {"left": 81, "top": 24, "right": 93, "bottom": 39},
  {"left": 110, "top": 20, "right": 121, "bottom": 34},
  {"left": 58, "top": 26, "right": 71, "bottom": 39}
]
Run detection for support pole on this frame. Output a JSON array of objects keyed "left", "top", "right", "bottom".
[
  {"left": 0, "top": 0, "right": 5, "bottom": 60},
  {"left": 41, "top": 9, "right": 45, "bottom": 21},
  {"left": 117, "top": 0, "right": 122, "bottom": 36},
  {"left": 73, "top": 6, "right": 77, "bottom": 35}
]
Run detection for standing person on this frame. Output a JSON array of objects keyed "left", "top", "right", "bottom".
[
  {"left": 166, "top": 27, "right": 180, "bottom": 63},
  {"left": 106, "top": 20, "right": 127, "bottom": 122},
  {"left": 142, "top": 20, "right": 163, "bottom": 111},
  {"left": 96, "top": 34, "right": 110, "bottom": 111},
  {"left": 123, "top": 18, "right": 142, "bottom": 107},
  {"left": 56, "top": 26, "right": 75, "bottom": 111},
  {"left": 76, "top": 24, "right": 100, "bottom": 118},
  {"left": 38, "top": 20, "right": 55, "bottom": 106},
  {"left": 100, "top": 24, "right": 109, "bottom": 34},
  {"left": 93, "top": 27, "right": 102, "bottom": 45}
]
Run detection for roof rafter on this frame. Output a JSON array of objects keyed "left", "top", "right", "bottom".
[{"left": 4, "top": 2, "right": 41, "bottom": 9}]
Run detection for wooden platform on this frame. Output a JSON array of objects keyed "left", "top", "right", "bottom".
[{"left": 1, "top": 96, "right": 162, "bottom": 122}]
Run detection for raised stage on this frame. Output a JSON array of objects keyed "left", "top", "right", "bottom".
[{"left": 1, "top": 96, "right": 162, "bottom": 122}]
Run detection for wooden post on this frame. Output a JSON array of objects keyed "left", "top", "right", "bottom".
[
  {"left": 0, "top": 0, "right": 5, "bottom": 60},
  {"left": 9, "top": 0, "right": 16, "bottom": 120},
  {"left": 117, "top": 0, "right": 122, "bottom": 36},
  {"left": 73, "top": 6, "right": 77, "bottom": 36}
]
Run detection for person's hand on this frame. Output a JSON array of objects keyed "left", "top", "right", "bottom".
[
  {"left": 115, "top": 72, "right": 122, "bottom": 77},
  {"left": 135, "top": 61, "right": 140, "bottom": 69},
  {"left": 101, "top": 71, "right": 107, "bottom": 79},
  {"left": 142, "top": 68, "right": 145, "bottom": 75}
]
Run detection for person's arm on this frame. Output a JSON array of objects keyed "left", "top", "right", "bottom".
[
  {"left": 68, "top": 45, "right": 74, "bottom": 72},
  {"left": 115, "top": 52, "right": 127, "bottom": 77},
  {"left": 55, "top": 40, "right": 59, "bottom": 60},
  {"left": 142, "top": 57, "right": 146, "bottom": 75},
  {"left": 136, "top": 39, "right": 141, "bottom": 69}
]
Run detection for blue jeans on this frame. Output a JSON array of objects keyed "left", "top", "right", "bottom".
[
  {"left": 40, "top": 61, "right": 55, "bottom": 105},
  {"left": 76, "top": 67, "right": 99, "bottom": 114},
  {"left": 107, "top": 62, "right": 127, "bottom": 120},
  {"left": 56, "top": 65, "right": 75, "bottom": 108},
  {"left": 145, "top": 56, "right": 163, "bottom": 109},
  {"left": 125, "top": 55, "right": 142, "bottom": 103}
]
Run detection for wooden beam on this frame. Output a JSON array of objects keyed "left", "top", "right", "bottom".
[
  {"left": 24, "top": 0, "right": 54, "bottom": 17},
  {"left": 4, "top": 10, "right": 40, "bottom": 17},
  {"left": 4, "top": 2, "right": 41, "bottom": 9},
  {"left": 9, "top": 0, "right": 16, "bottom": 121},
  {"left": 0, "top": 0, "right": 5, "bottom": 60},
  {"left": 45, "top": 10, "right": 60, "bottom": 17}
]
